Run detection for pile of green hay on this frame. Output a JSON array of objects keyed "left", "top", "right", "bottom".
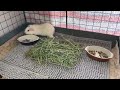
[{"left": 25, "top": 36, "right": 83, "bottom": 68}]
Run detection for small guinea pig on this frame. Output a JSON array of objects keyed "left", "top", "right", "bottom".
[{"left": 24, "top": 23, "right": 55, "bottom": 38}]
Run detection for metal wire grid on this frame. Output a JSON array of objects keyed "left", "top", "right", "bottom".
[
  {"left": 0, "top": 11, "right": 120, "bottom": 37},
  {"left": 0, "top": 11, "right": 25, "bottom": 37},
  {"left": 67, "top": 11, "right": 120, "bottom": 36},
  {"left": 25, "top": 11, "right": 66, "bottom": 28}
]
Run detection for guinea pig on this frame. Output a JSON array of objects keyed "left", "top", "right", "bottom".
[{"left": 24, "top": 23, "right": 55, "bottom": 38}]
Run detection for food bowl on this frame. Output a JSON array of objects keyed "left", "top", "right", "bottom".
[
  {"left": 17, "top": 35, "right": 40, "bottom": 45},
  {"left": 85, "top": 46, "right": 113, "bottom": 62}
]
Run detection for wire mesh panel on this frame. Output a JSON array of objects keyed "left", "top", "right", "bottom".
[
  {"left": 67, "top": 11, "right": 120, "bottom": 36},
  {"left": 0, "top": 11, "right": 25, "bottom": 37},
  {"left": 25, "top": 11, "right": 66, "bottom": 28},
  {"left": 1, "top": 11, "right": 119, "bottom": 37}
]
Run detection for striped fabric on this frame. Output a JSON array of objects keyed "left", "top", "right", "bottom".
[
  {"left": 25, "top": 11, "right": 120, "bottom": 36},
  {"left": 67, "top": 11, "right": 120, "bottom": 36},
  {"left": 25, "top": 11, "right": 66, "bottom": 28}
]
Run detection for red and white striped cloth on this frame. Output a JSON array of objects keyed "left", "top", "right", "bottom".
[{"left": 25, "top": 11, "right": 120, "bottom": 36}]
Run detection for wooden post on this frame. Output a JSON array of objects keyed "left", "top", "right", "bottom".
[
  {"left": 0, "top": 74, "right": 2, "bottom": 79},
  {"left": 116, "top": 36, "right": 120, "bottom": 64},
  {"left": 118, "top": 36, "right": 120, "bottom": 63}
]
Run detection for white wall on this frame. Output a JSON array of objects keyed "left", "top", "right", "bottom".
[{"left": 0, "top": 11, "right": 25, "bottom": 37}]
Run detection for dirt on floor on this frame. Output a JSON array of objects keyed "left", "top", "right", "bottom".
[
  {"left": 0, "top": 33, "right": 23, "bottom": 60},
  {"left": 109, "top": 41, "right": 120, "bottom": 79}
]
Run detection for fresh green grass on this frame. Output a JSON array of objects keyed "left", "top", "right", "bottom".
[{"left": 25, "top": 36, "right": 83, "bottom": 68}]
